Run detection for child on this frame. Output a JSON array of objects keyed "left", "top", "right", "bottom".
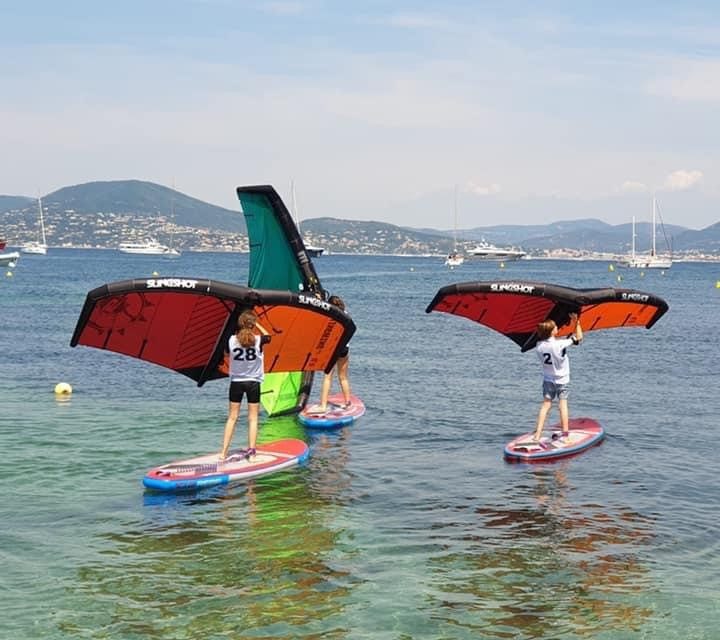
[
  {"left": 532, "top": 312, "right": 583, "bottom": 442},
  {"left": 315, "top": 295, "right": 352, "bottom": 412},
  {"left": 220, "top": 310, "right": 270, "bottom": 462}
]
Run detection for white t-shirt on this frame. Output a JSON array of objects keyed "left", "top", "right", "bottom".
[
  {"left": 535, "top": 336, "right": 576, "bottom": 384},
  {"left": 228, "top": 334, "right": 266, "bottom": 383}
]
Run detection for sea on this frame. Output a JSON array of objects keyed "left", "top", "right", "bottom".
[{"left": 1, "top": 249, "right": 718, "bottom": 640}]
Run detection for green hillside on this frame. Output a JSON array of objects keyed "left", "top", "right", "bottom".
[{"left": 44, "top": 180, "right": 245, "bottom": 233}]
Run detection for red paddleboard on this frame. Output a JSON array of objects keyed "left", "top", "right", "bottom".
[
  {"left": 298, "top": 393, "right": 365, "bottom": 428},
  {"left": 143, "top": 438, "right": 309, "bottom": 492},
  {"left": 504, "top": 417, "right": 604, "bottom": 462}
]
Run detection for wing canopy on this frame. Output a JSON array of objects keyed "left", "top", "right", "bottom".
[
  {"left": 426, "top": 281, "right": 668, "bottom": 351},
  {"left": 70, "top": 278, "right": 355, "bottom": 383},
  {"left": 237, "top": 185, "right": 325, "bottom": 415},
  {"left": 237, "top": 185, "right": 322, "bottom": 294}
]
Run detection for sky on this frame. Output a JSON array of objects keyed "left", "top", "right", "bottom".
[{"left": 1, "top": 0, "right": 719, "bottom": 230}]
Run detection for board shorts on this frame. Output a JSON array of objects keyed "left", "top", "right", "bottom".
[
  {"left": 229, "top": 380, "right": 261, "bottom": 404},
  {"left": 542, "top": 380, "right": 569, "bottom": 400}
]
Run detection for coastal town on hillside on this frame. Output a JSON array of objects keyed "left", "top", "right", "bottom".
[{"left": 2, "top": 204, "right": 718, "bottom": 261}]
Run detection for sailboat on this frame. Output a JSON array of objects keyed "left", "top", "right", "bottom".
[
  {"left": 21, "top": 197, "right": 48, "bottom": 255},
  {"left": 445, "top": 186, "right": 464, "bottom": 267},
  {"left": 621, "top": 197, "right": 672, "bottom": 269},
  {"left": 291, "top": 181, "right": 324, "bottom": 257},
  {"left": 163, "top": 190, "right": 181, "bottom": 258}
]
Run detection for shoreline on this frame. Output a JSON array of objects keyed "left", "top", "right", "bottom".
[{"left": 6, "top": 245, "right": 720, "bottom": 262}]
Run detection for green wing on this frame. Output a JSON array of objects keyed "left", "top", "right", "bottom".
[{"left": 237, "top": 185, "right": 324, "bottom": 416}]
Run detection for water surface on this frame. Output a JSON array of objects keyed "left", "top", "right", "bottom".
[{"left": 1, "top": 251, "right": 718, "bottom": 638}]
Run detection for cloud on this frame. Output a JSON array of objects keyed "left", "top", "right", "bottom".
[
  {"left": 466, "top": 182, "right": 500, "bottom": 196},
  {"left": 621, "top": 180, "right": 648, "bottom": 193},
  {"left": 663, "top": 169, "right": 703, "bottom": 191}
]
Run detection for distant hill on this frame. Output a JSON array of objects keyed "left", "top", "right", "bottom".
[
  {"left": 0, "top": 195, "right": 33, "bottom": 212},
  {"left": 1, "top": 179, "right": 718, "bottom": 255},
  {"left": 302, "top": 217, "right": 453, "bottom": 254},
  {"left": 430, "top": 219, "right": 689, "bottom": 253},
  {"left": 674, "top": 221, "right": 720, "bottom": 252},
  {"left": 43, "top": 180, "right": 245, "bottom": 233}
]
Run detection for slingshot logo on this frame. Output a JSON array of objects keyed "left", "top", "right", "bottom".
[
  {"left": 299, "top": 294, "right": 331, "bottom": 311},
  {"left": 490, "top": 283, "right": 535, "bottom": 294},
  {"left": 146, "top": 278, "right": 199, "bottom": 289},
  {"left": 621, "top": 292, "right": 649, "bottom": 302}
]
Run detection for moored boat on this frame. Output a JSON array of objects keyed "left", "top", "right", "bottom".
[
  {"left": 468, "top": 239, "right": 526, "bottom": 261},
  {"left": 118, "top": 239, "right": 180, "bottom": 256}
]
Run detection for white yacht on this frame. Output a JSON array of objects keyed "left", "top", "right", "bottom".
[
  {"left": 304, "top": 243, "right": 325, "bottom": 258},
  {"left": 0, "top": 251, "right": 20, "bottom": 267},
  {"left": 118, "top": 239, "right": 180, "bottom": 256},
  {"left": 468, "top": 239, "right": 526, "bottom": 261},
  {"left": 620, "top": 198, "right": 672, "bottom": 269},
  {"left": 21, "top": 197, "right": 48, "bottom": 255}
]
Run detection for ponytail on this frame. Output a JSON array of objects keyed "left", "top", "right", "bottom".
[{"left": 236, "top": 310, "right": 258, "bottom": 348}]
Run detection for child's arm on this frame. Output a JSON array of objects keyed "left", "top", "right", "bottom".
[{"left": 570, "top": 312, "right": 583, "bottom": 343}]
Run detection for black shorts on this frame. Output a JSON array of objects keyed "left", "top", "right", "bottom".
[
  {"left": 229, "top": 380, "right": 261, "bottom": 404},
  {"left": 338, "top": 345, "right": 349, "bottom": 359}
]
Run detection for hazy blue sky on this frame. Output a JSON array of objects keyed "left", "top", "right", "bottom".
[{"left": 2, "top": 1, "right": 719, "bottom": 229}]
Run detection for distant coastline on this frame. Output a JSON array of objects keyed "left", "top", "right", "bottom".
[
  {"left": 7, "top": 245, "right": 720, "bottom": 262},
  {"left": 2, "top": 180, "right": 718, "bottom": 257}
]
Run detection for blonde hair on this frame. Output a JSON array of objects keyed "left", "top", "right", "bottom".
[
  {"left": 237, "top": 310, "right": 258, "bottom": 348},
  {"left": 536, "top": 319, "right": 557, "bottom": 341}
]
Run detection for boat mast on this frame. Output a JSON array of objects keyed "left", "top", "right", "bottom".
[
  {"left": 38, "top": 197, "right": 47, "bottom": 245},
  {"left": 291, "top": 180, "right": 301, "bottom": 233},
  {"left": 453, "top": 185, "right": 458, "bottom": 253},
  {"left": 631, "top": 215, "right": 636, "bottom": 259},
  {"left": 651, "top": 196, "right": 657, "bottom": 257}
]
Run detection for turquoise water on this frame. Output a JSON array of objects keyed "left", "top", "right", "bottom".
[{"left": 1, "top": 250, "right": 719, "bottom": 639}]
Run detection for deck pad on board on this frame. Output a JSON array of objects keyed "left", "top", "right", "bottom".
[
  {"left": 298, "top": 393, "right": 365, "bottom": 428},
  {"left": 143, "top": 438, "right": 309, "bottom": 491},
  {"left": 504, "top": 417, "right": 604, "bottom": 462}
]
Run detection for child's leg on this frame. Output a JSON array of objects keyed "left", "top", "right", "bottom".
[
  {"left": 558, "top": 398, "right": 569, "bottom": 433},
  {"left": 336, "top": 356, "right": 351, "bottom": 404},
  {"left": 534, "top": 399, "right": 552, "bottom": 440},
  {"left": 318, "top": 369, "right": 334, "bottom": 410},
  {"left": 247, "top": 402, "right": 259, "bottom": 452},
  {"left": 221, "top": 402, "right": 241, "bottom": 459}
]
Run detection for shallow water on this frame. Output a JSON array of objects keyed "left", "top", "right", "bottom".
[{"left": 1, "top": 250, "right": 719, "bottom": 638}]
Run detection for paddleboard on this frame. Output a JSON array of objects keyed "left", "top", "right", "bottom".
[
  {"left": 298, "top": 393, "right": 365, "bottom": 428},
  {"left": 143, "top": 438, "right": 309, "bottom": 492},
  {"left": 504, "top": 417, "right": 604, "bottom": 462}
]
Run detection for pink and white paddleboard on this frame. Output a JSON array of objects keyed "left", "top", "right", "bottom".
[
  {"left": 504, "top": 417, "right": 604, "bottom": 462},
  {"left": 143, "top": 438, "right": 309, "bottom": 492},
  {"left": 298, "top": 393, "right": 365, "bottom": 429}
]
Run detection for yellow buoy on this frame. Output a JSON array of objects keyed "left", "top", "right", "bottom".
[
  {"left": 6, "top": 271, "right": 12, "bottom": 277},
  {"left": 499, "top": 261, "right": 505, "bottom": 268},
  {"left": 54, "top": 382, "right": 73, "bottom": 396},
  {"left": 616, "top": 275, "right": 623, "bottom": 282},
  {"left": 608, "top": 264, "right": 615, "bottom": 272},
  {"left": 152, "top": 271, "right": 159, "bottom": 276},
  {"left": 715, "top": 280, "right": 720, "bottom": 289}
]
